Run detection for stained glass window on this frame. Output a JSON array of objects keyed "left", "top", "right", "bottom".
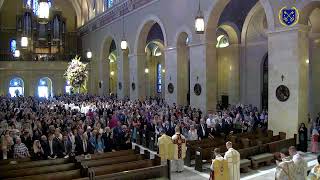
[
  {"left": 27, "top": 0, "right": 52, "bottom": 16},
  {"left": 157, "top": 64, "right": 162, "bottom": 93},
  {"left": 33, "top": 0, "right": 39, "bottom": 15},
  {"left": 10, "top": 39, "right": 17, "bottom": 54},
  {"left": 104, "top": 0, "right": 113, "bottom": 10}
]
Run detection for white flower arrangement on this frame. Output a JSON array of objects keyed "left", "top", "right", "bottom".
[{"left": 64, "top": 55, "right": 88, "bottom": 92}]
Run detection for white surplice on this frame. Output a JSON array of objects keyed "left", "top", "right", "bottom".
[
  {"left": 275, "top": 157, "right": 298, "bottom": 180},
  {"left": 224, "top": 148, "right": 240, "bottom": 180},
  {"left": 292, "top": 153, "right": 307, "bottom": 180}
]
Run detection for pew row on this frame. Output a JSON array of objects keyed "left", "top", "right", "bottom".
[{"left": 194, "top": 132, "right": 295, "bottom": 172}]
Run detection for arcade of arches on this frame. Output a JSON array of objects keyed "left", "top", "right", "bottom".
[{"left": 1, "top": 0, "right": 320, "bottom": 161}]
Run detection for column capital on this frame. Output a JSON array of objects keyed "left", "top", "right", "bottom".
[{"left": 267, "top": 24, "right": 311, "bottom": 35}]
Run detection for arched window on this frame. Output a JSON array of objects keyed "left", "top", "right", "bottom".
[
  {"left": 10, "top": 39, "right": 17, "bottom": 54},
  {"left": 104, "top": 0, "right": 113, "bottom": 10},
  {"left": 157, "top": 64, "right": 162, "bottom": 93},
  {"left": 25, "top": 0, "right": 52, "bottom": 15},
  {"left": 216, "top": 34, "right": 230, "bottom": 48},
  {"left": 9, "top": 78, "right": 24, "bottom": 97},
  {"left": 38, "top": 77, "right": 53, "bottom": 98}
]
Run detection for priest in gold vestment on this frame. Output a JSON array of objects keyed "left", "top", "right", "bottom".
[
  {"left": 309, "top": 155, "right": 320, "bottom": 180},
  {"left": 224, "top": 141, "right": 240, "bottom": 180},
  {"left": 157, "top": 131, "right": 174, "bottom": 163},
  {"left": 210, "top": 148, "right": 229, "bottom": 180},
  {"left": 171, "top": 126, "right": 186, "bottom": 172}
]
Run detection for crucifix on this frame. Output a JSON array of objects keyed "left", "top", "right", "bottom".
[{"left": 281, "top": 75, "right": 285, "bottom": 82}]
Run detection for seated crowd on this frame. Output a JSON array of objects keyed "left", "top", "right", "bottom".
[{"left": 0, "top": 94, "right": 267, "bottom": 161}]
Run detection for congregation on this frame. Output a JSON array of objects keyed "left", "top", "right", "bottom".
[{"left": 0, "top": 94, "right": 267, "bottom": 161}]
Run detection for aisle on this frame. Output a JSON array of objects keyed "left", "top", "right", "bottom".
[{"left": 132, "top": 143, "right": 318, "bottom": 180}]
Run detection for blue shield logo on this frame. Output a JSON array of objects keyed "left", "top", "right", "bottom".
[{"left": 279, "top": 7, "right": 299, "bottom": 26}]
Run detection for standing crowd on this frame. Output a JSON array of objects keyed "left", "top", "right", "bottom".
[{"left": 0, "top": 95, "right": 268, "bottom": 161}]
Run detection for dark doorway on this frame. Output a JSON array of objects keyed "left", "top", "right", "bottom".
[{"left": 261, "top": 54, "right": 268, "bottom": 110}]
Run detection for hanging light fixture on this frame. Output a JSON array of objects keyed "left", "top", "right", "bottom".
[
  {"left": 120, "top": 11, "right": 128, "bottom": 50},
  {"left": 195, "top": 0, "right": 205, "bottom": 34},
  {"left": 145, "top": 68, "right": 149, "bottom": 74},
  {"left": 38, "top": 0, "right": 50, "bottom": 24},
  {"left": 21, "top": 36, "right": 28, "bottom": 47}
]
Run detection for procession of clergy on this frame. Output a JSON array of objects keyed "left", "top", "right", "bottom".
[{"left": 158, "top": 126, "right": 320, "bottom": 180}]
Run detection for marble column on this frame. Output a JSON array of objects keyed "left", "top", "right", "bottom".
[
  {"left": 129, "top": 53, "right": 146, "bottom": 100},
  {"left": 189, "top": 43, "right": 218, "bottom": 112},
  {"left": 164, "top": 47, "right": 178, "bottom": 106},
  {"left": 117, "top": 50, "right": 130, "bottom": 99},
  {"left": 228, "top": 44, "right": 240, "bottom": 105},
  {"left": 310, "top": 35, "right": 320, "bottom": 119},
  {"left": 98, "top": 57, "right": 109, "bottom": 96},
  {"left": 268, "top": 25, "right": 309, "bottom": 138}
]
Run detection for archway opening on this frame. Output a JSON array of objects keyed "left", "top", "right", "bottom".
[
  {"left": 9, "top": 77, "right": 24, "bottom": 97},
  {"left": 143, "top": 23, "right": 165, "bottom": 99},
  {"left": 108, "top": 40, "right": 117, "bottom": 96},
  {"left": 38, "top": 77, "right": 53, "bottom": 98}
]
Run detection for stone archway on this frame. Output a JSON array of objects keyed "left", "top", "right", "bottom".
[
  {"left": 132, "top": 15, "right": 167, "bottom": 100},
  {"left": 100, "top": 36, "right": 117, "bottom": 96}
]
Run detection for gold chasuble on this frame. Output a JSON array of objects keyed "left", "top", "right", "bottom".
[
  {"left": 158, "top": 134, "right": 174, "bottom": 161},
  {"left": 211, "top": 157, "right": 229, "bottom": 180},
  {"left": 309, "top": 164, "right": 320, "bottom": 180}
]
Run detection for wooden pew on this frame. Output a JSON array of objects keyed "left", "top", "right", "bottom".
[
  {"left": 0, "top": 158, "right": 70, "bottom": 171},
  {"left": 0, "top": 163, "right": 77, "bottom": 179},
  {"left": 0, "top": 158, "right": 32, "bottom": 166},
  {"left": 194, "top": 133, "right": 287, "bottom": 172},
  {"left": 5, "top": 169, "right": 82, "bottom": 180},
  {"left": 76, "top": 146, "right": 140, "bottom": 162},
  {"left": 82, "top": 154, "right": 145, "bottom": 168},
  {"left": 87, "top": 154, "right": 162, "bottom": 179},
  {"left": 185, "top": 138, "right": 225, "bottom": 166},
  {"left": 92, "top": 165, "right": 170, "bottom": 180},
  {"left": 88, "top": 159, "right": 155, "bottom": 176}
]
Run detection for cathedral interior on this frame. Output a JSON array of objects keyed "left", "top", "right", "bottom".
[{"left": 1, "top": 0, "right": 320, "bottom": 179}]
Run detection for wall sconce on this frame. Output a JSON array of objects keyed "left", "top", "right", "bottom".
[{"left": 86, "top": 51, "right": 92, "bottom": 59}]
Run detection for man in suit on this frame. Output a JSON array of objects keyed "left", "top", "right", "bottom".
[
  {"left": 75, "top": 131, "right": 89, "bottom": 155},
  {"left": 48, "top": 133, "right": 64, "bottom": 158},
  {"left": 198, "top": 118, "right": 208, "bottom": 140},
  {"left": 40, "top": 135, "right": 50, "bottom": 159}
]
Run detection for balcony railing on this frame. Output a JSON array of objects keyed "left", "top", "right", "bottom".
[{"left": 0, "top": 52, "right": 90, "bottom": 62}]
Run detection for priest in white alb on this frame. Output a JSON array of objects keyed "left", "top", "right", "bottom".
[
  {"left": 224, "top": 141, "right": 240, "bottom": 180},
  {"left": 289, "top": 146, "right": 307, "bottom": 180},
  {"left": 275, "top": 148, "right": 298, "bottom": 180},
  {"left": 171, "top": 126, "right": 186, "bottom": 173}
]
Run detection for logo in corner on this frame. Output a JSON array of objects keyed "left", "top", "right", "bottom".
[{"left": 279, "top": 6, "right": 300, "bottom": 26}]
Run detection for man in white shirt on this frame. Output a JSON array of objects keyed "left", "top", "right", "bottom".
[
  {"left": 289, "top": 146, "right": 307, "bottom": 180},
  {"left": 206, "top": 114, "right": 216, "bottom": 128}
]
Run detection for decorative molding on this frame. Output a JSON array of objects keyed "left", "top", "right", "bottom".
[{"left": 78, "top": 0, "right": 158, "bottom": 37}]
